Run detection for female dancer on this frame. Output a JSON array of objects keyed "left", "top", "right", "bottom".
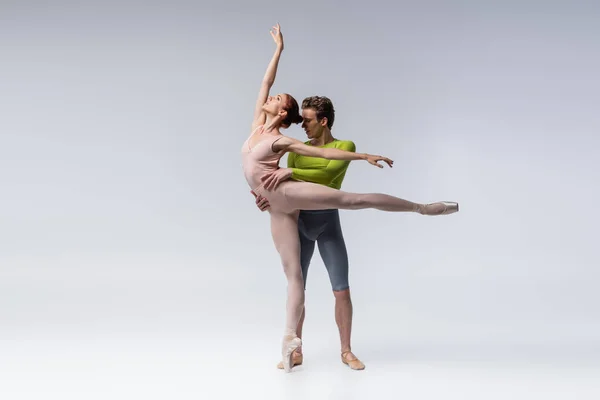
[{"left": 242, "top": 24, "right": 458, "bottom": 372}]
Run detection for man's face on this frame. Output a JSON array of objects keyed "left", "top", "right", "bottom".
[{"left": 301, "top": 108, "right": 326, "bottom": 139}]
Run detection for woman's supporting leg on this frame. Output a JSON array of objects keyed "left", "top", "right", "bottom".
[
  {"left": 282, "top": 181, "right": 458, "bottom": 214},
  {"left": 269, "top": 210, "right": 304, "bottom": 372}
]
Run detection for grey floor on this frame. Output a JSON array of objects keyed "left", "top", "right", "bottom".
[
  {"left": 2, "top": 258, "right": 599, "bottom": 400},
  {"left": 2, "top": 334, "right": 599, "bottom": 400}
]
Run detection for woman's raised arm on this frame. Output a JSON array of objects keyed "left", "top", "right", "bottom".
[{"left": 252, "top": 23, "right": 284, "bottom": 131}]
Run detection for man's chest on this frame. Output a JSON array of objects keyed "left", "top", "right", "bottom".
[{"left": 292, "top": 155, "right": 330, "bottom": 169}]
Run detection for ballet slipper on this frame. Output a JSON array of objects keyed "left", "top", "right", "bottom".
[
  {"left": 418, "top": 201, "right": 459, "bottom": 216},
  {"left": 341, "top": 351, "right": 365, "bottom": 370},
  {"left": 277, "top": 350, "right": 303, "bottom": 369},
  {"left": 282, "top": 334, "right": 303, "bottom": 373}
]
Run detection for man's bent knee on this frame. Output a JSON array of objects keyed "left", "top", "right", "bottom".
[{"left": 333, "top": 287, "right": 351, "bottom": 299}]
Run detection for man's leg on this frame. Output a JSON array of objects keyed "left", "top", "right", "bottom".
[
  {"left": 333, "top": 288, "right": 353, "bottom": 354},
  {"left": 317, "top": 210, "right": 365, "bottom": 370}
]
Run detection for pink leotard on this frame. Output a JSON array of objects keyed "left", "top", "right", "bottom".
[{"left": 241, "top": 126, "right": 297, "bottom": 213}]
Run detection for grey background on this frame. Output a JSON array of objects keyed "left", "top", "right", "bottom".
[{"left": 1, "top": 1, "right": 599, "bottom": 398}]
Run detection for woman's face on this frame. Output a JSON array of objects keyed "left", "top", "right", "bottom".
[{"left": 263, "top": 93, "right": 288, "bottom": 115}]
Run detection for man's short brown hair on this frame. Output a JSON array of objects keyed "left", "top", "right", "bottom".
[{"left": 302, "top": 96, "right": 335, "bottom": 129}]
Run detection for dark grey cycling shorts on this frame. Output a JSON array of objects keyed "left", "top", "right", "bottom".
[{"left": 298, "top": 209, "right": 349, "bottom": 291}]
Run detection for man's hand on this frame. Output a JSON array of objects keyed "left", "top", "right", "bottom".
[
  {"left": 261, "top": 168, "right": 292, "bottom": 190},
  {"left": 251, "top": 190, "right": 270, "bottom": 212}
]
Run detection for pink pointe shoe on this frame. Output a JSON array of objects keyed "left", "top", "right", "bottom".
[
  {"left": 418, "top": 201, "right": 459, "bottom": 216},
  {"left": 277, "top": 350, "right": 303, "bottom": 369},
  {"left": 281, "top": 335, "right": 302, "bottom": 373}
]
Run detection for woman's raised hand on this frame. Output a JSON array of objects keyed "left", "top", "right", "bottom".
[{"left": 270, "top": 23, "right": 283, "bottom": 49}]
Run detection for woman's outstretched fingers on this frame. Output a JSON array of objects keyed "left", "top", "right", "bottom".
[{"left": 366, "top": 154, "right": 393, "bottom": 168}]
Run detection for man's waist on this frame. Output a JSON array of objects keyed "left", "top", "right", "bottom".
[{"left": 300, "top": 209, "right": 338, "bottom": 215}]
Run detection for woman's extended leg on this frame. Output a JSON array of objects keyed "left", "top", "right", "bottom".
[
  {"left": 269, "top": 210, "right": 304, "bottom": 372},
  {"left": 281, "top": 181, "right": 458, "bottom": 214}
]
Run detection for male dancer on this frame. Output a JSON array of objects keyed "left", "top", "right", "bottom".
[{"left": 253, "top": 96, "right": 365, "bottom": 370}]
